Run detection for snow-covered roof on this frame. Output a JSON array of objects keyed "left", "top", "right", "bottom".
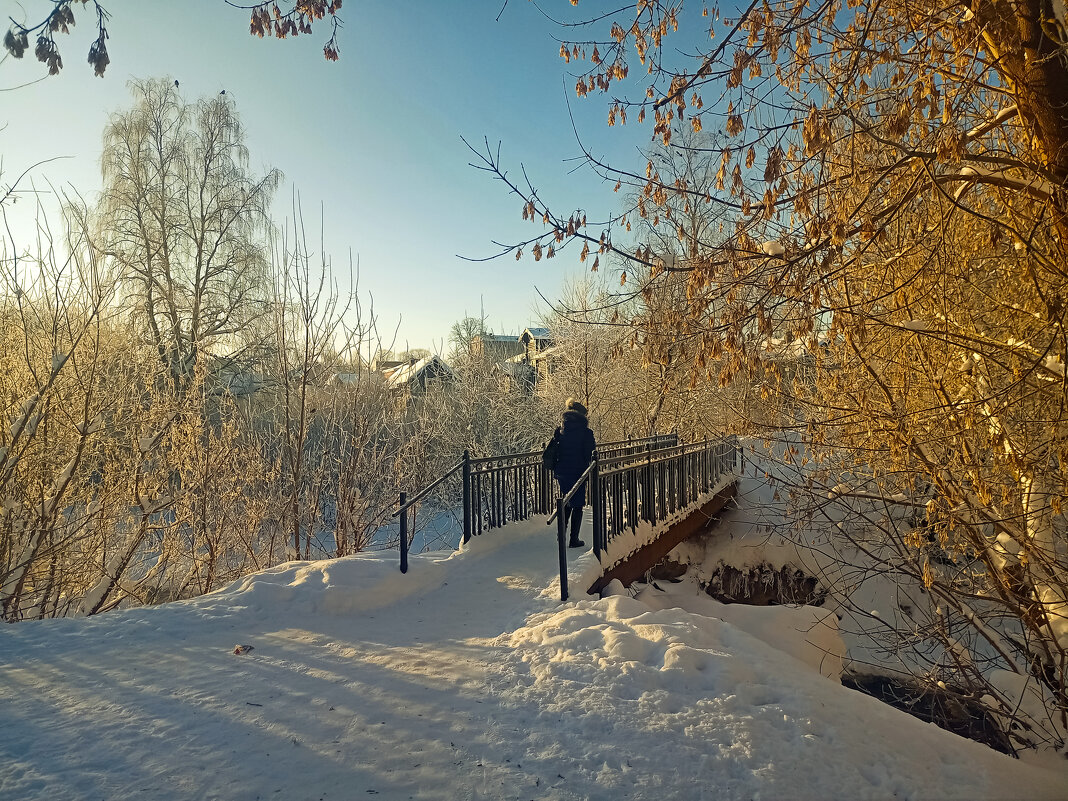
[
  {"left": 756, "top": 336, "right": 835, "bottom": 362},
  {"left": 383, "top": 355, "right": 454, "bottom": 389},
  {"left": 475, "top": 334, "right": 519, "bottom": 343},
  {"left": 521, "top": 327, "right": 551, "bottom": 341},
  {"left": 328, "top": 372, "right": 362, "bottom": 386},
  {"left": 504, "top": 342, "right": 560, "bottom": 363},
  {"left": 496, "top": 359, "right": 533, "bottom": 376}
]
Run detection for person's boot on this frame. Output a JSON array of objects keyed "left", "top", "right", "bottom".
[{"left": 568, "top": 507, "right": 585, "bottom": 548}]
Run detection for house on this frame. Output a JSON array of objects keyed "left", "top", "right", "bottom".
[
  {"left": 327, "top": 372, "right": 364, "bottom": 387},
  {"left": 494, "top": 327, "right": 557, "bottom": 392},
  {"left": 372, "top": 358, "right": 408, "bottom": 373},
  {"left": 460, "top": 327, "right": 558, "bottom": 392},
  {"left": 499, "top": 353, "right": 536, "bottom": 392},
  {"left": 382, "top": 355, "right": 455, "bottom": 394},
  {"left": 469, "top": 334, "right": 523, "bottom": 364},
  {"left": 519, "top": 327, "right": 552, "bottom": 360},
  {"left": 518, "top": 327, "right": 556, "bottom": 389},
  {"left": 527, "top": 342, "right": 561, "bottom": 388}
]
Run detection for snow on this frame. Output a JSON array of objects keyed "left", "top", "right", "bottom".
[
  {"left": 1043, "top": 353, "right": 1065, "bottom": 377},
  {"left": 964, "top": 105, "right": 1017, "bottom": 144},
  {"left": 665, "top": 435, "right": 1068, "bottom": 750},
  {"left": 2, "top": 514, "right": 1066, "bottom": 799},
  {"left": 761, "top": 240, "right": 785, "bottom": 257},
  {"left": 953, "top": 164, "right": 1058, "bottom": 200}
]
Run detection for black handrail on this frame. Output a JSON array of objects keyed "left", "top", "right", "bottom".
[
  {"left": 464, "top": 434, "right": 677, "bottom": 469},
  {"left": 546, "top": 458, "right": 597, "bottom": 525},
  {"left": 393, "top": 458, "right": 465, "bottom": 517},
  {"left": 548, "top": 459, "right": 598, "bottom": 603},
  {"left": 547, "top": 436, "right": 739, "bottom": 599}
]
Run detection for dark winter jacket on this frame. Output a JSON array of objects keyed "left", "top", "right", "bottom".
[{"left": 553, "top": 410, "right": 596, "bottom": 507}]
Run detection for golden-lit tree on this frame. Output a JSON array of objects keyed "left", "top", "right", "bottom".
[{"left": 485, "top": 1, "right": 1067, "bottom": 752}]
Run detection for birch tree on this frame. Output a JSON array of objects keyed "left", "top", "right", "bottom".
[{"left": 95, "top": 78, "right": 279, "bottom": 391}]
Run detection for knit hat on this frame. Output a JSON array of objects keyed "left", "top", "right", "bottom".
[{"left": 564, "top": 397, "right": 588, "bottom": 417}]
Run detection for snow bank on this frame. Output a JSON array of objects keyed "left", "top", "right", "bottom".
[{"left": 497, "top": 580, "right": 1065, "bottom": 800}]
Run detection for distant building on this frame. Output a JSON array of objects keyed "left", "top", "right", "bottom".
[
  {"left": 382, "top": 355, "right": 455, "bottom": 394},
  {"left": 519, "top": 327, "right": 552, "bottom": 359},
  {"left": 499, "top": 327, "right": 557, "bottom": 392},
  {"left": 470, "top": 334, "right": 523, "bottom": 363},
  {"left": 521, "top": 327, "right": 556, "bottom": 388},
  {"left": 371, "top": 358, "right": 407, "bottom": 373},
  {"left": 327, "top": 372, "right": 364, "bottom": 387},
  {"left": 498, "top": 355, "right": 535, "bottom": 392}
]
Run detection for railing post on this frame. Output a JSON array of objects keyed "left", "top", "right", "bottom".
[
  {"left": 703, "top": 437, "right": 709, "bottom": 492},
  {"left": 645, "top": 442, "right": 654, "bottom": 525},
  {"left": 399, "top": 491, "right": 408, "bottom": 574},
  {"left": 556, "top": 498, "right": 569, "bottom": 602},
  {"left": 591, "top": 457, "right": 602, "bottom": 561},
  {"left": 682, "top": 441, "right": 690, "bottom": 507},
  {"left": 462, "top": 450, "right": 472, "bottom": 544}
]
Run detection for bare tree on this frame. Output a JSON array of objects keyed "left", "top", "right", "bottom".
[
  {"left": 92, "top": 77, "right": 279, "bottom": 391},
  {"left": 447, "top": 314, "right": 492, "bottom": 363},
  {"left": 0, "top": 192, "right": 118, "bottom": 619}
]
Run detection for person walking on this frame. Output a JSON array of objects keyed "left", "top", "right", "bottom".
[{"left": 552, "top": 397, "right": 596, "bottom": 548}]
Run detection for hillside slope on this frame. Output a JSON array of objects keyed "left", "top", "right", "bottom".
[{"left": 1, "top": 519, "right": 1065, "bottom": 800}]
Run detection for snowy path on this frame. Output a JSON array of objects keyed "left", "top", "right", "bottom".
[{"left": 2, "top": 519, "right": 1065, "bottom": 800}]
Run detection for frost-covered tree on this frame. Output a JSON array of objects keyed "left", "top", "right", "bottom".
[
  {"left": 93, "top": 78, "right": 279, "bottom": 391},
  {"left": 447, "top": 314, "right": 492, "bottom": 363}
]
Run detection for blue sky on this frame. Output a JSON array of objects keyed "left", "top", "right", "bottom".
[{"left": 1, "top": 1, "right": 676, "bottom": 353}]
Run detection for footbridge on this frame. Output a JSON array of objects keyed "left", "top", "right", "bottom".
[{"left": 394, "top": 434, "right": 740, "bottom": 600}]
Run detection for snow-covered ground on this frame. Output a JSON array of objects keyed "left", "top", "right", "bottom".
[{"left": 2, "top": 514, "right": 1066, "bottom": 800}]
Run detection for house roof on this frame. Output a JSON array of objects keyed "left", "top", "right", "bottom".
[
  {"left": 329, "top": 372, "right": 363, "bottom": 386},
  {"left": 530, "top": 343, "right": 563, "bottom": 361},
  {"left": 757, "top": 336, "right": 835, "bottom": 362},
  {"left": 521, "top": 327, "right": 551, "bottom": 341},
  {"left": 383, "top": 355, "right": 454, "bottom": 389},
  {"left": 496, "top": 360, "right": 533, "bottom": 376},
  {"left": 475, "top": 334, "right": 520, "bottom": 343}
]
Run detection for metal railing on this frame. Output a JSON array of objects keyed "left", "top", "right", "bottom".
[
  {"left": 545, "top": 436, "right": 739, "bottom": 599},
  {"left": 588, "top": 435, "right": 739, "bottom": 560},
  {"left": 392, "top": 434, "right": 678, "bottom": 572},
  {"left": 548, "top": 458, "right": 598, "bottom": 601},
  {"left": 394, "top": 432, "right": 738, "bottom": 607}
]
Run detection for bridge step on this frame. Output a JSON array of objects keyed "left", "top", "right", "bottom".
[{"left": 587, "top": 482, "right": 738, "bottom": 595}]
